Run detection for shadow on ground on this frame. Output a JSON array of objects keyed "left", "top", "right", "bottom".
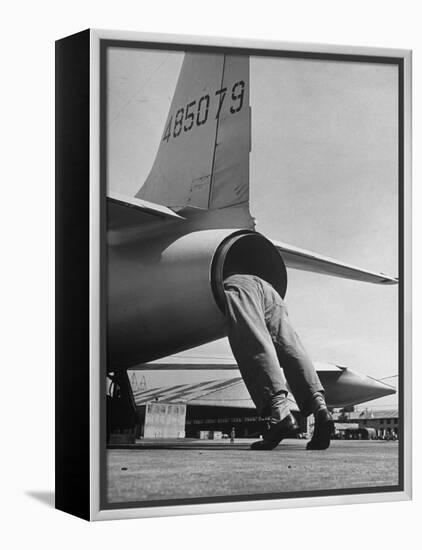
[{"left": 26, "top": 491, "right": 55, "bottom": 508}]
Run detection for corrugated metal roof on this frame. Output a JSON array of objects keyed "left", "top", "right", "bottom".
[
  {"left": 132, "top": 377, "right": 299, "bottom": 410},
  {"left": 132, "top": 377, "right": 246, "bottom": 406}
]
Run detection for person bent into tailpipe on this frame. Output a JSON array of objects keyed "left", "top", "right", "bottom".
[{"left": 223, "top": 274, "right": 334, "bottom": 451}]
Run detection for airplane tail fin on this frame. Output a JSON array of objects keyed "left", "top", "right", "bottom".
[{"left": 136, "top": 53, "right": 250, "bottom": 211}]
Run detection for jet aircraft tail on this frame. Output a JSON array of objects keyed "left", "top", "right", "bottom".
[
  {"left": 109, "top": 51, "right": 398, "bottom": 287},
  {"left": 136, "top": 53, "right": 251, "bottom": 212}
]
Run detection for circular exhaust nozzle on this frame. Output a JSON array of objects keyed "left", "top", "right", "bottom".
[{"left": 211, "top": 230, "right": 288, "bottom": 312}]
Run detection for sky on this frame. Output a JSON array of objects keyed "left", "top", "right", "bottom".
[{"left": 107, "top": 47, "right": 399, "bottom": 409}]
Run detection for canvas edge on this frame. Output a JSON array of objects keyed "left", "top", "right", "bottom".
[
  {"left": 88, "top": 28, "right": 412, "bottom": 521},
  {"left": 402, "top": 49, "right": 412, "bottom": 501}
]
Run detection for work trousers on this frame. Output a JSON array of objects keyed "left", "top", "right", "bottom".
[{"left": 223, "top": 274, "right": 324, "bottom": 417}]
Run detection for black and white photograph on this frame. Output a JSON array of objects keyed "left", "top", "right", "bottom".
[
  {"left": 99, "top": 37, "right": 407, "bottom": 512},
  {"left": 4, "top": 0, "right": 421, "bottom": 544}
]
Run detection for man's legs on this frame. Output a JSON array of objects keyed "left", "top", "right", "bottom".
[
  {"left": 263, "top": 285, "right": 334, "bottom": 449},
  {"left": 224, "top": 278, "right": 288, "bottom": 416},
  {"left": 224, "top": 276, "right": 299, "bottom": 450},
  {"left": 264, "top": 293, "right": 324, "bottom": 415}
]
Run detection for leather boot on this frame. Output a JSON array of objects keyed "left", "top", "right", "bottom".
[
  {"left": 251, "top": 413, "right": 299, "bottom": 450},
  {"left": 306, "top": 408, "right": 334, "bottom": 450}
]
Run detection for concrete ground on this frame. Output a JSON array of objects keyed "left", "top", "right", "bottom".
[{"left": 106, "top": 439, "right": 399, "bottom": 504}]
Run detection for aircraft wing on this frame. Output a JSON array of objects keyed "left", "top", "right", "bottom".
[
  {"left": 272, "top": 239, "right": 398, "bottom": 285},
  {"left": 129, "top": 360, "right": 395, "bottom": 409}
]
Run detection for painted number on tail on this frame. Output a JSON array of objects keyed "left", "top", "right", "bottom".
[{"left": 162, "top": 80, "right": 245, "bottom": 143}]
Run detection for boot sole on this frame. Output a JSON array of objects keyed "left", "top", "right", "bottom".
[{"left": 306, "top": 419, "right": 335, "bottom": 450}]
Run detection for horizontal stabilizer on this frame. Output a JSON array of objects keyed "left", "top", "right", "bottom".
[
  {"left": 108, "top": 191, "right": 184, "bottom": 220},
  {"left": 272, "top": 239, "right": 398, "bottom": 285}
]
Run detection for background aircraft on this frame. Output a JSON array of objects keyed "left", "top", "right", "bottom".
[{"left": 106, "top": 52, "right": 398, "bottom": 431}]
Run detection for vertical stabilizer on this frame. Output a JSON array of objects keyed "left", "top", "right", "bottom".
[
  {"left": 209, "top": 55, "right": 250, "bottom": 209},
  {"left": 136, "top": 53, "right": 250, "bottom": 211}
]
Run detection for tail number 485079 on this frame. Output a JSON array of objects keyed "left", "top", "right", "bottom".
[{"left": 162, "top": 81, "right": 245, "bottom": 143}]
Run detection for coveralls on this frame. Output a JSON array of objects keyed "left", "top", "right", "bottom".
[{"left": 223, "top": 274, "right": 324, "bottom": 418}]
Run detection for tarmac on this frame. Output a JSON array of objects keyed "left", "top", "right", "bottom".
[{"left": 106, "top": 439, "right": 399, "bottom": 504}]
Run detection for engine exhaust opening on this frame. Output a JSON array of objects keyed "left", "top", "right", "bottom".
[{"left": 211, "top": 231, "right": 288, "bottom": 313}]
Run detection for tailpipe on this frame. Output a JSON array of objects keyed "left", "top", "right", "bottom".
[{"left": 211, "top": 230, "right": 287, "bottom": 312}]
